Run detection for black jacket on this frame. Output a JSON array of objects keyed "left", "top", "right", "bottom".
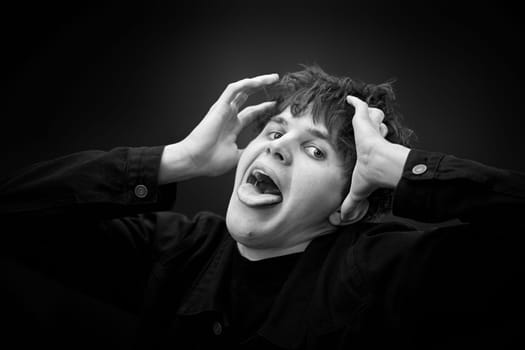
[{"left": 1, "top": 146, "right": 525, "bottom": 349}]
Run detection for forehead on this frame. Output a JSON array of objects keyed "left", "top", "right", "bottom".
[
  {"left": 266, "top": 106, "right": 336, "bottom": 146},
  {"left": 269, "top": 106, "right": 329, "bottom": 132}
]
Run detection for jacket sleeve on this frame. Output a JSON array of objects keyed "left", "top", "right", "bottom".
[
  {"left": 0, "top": 146, "right": 177, "bottom": 219},
  {"left": 0, "top": 146, "right": 179, "bottom": 313},
  {"left": 382, "top": 149, "right": 525, "bottom": 345},
  {"left": 392, "top": 148, "right": 525, "bottom": 224}
]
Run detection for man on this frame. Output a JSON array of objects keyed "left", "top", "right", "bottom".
[{"left": 1, "top": 65, "right": 524, "bottom": 349}]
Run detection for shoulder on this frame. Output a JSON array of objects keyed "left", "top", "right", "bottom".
[
  {"left": 154, "top": 210, "right": 226, "bottom": 234},
  {"left": 356, "top": 220, "right": 424, "bottom": 249},
  {"left": 335, "top": 219, "right": 424, "bottom": 253},
  {"left": 151, "top": 210, "right": 229, "bottom": 262},
  {"left": 332, "top": 219, "right": 427, "bottom": 290}
]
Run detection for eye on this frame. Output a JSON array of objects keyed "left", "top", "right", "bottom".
[
  {"left": 305, "top": 146, "right": 325, "bottom": 160},
  {"left": 268, "top": 131, "right": 283, "bottom": 140}
]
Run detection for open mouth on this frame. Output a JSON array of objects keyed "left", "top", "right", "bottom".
[
  {"left": 247, "top": 170, "right": 282, "bottom": 195},
  {"left": 237, "top": 168, "right": 283, "bottom": 207}
]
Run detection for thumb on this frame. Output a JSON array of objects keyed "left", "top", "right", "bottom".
[
  {"left": 340, "top": 196, "right": 369, "bottom": 223},
  {"left": 340, "top": 192, "right": 360, "bottom": 221}
]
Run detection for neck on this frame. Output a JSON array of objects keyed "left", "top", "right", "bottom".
[{"left": 236, "top": 241, "right": 310, "bottom": 261}]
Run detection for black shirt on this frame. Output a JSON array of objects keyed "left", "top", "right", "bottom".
[
  {"left": 2, "top": 146, "right": 525, "bottom": 349},
  {"left": 230, "top": 249, "right": 302, "bottom": 344}
]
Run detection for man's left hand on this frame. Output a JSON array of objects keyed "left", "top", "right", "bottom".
[{"left": 339, "top": 95, "right": 410, "bottom": 222}]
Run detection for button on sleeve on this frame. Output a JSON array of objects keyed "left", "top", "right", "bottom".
[
  {"left": 134, "top": 184, "right": 148, "bottom": 199},
  {"left": 212, "top": 321, "right": 223, "bottom": 336},
  {"left": 123, "top": 146, "right": 178, "bottom": 209},
  {"left": 401, "top": 149, "right": 444, "bottom": 180},
  {"left": 392, "top": 149, "right": 447, "bottom": 221},
  {"left": 412, "top": 164, "right": 428, "bottom": 175}
]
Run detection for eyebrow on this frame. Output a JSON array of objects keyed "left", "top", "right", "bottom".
[{"left": 269, "top": 116, "right": 331, "bottom": 142}]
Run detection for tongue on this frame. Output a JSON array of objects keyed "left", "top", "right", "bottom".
[
  {"left": 238, "top": 183, "right": 283, "bottom": 207},
  {"left": 256, "top": 181, "right": 281, "bottom": 195}
]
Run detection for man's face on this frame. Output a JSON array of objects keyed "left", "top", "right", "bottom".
[{"left": 226, "top": 107, "right": 347, "bottom": 249}]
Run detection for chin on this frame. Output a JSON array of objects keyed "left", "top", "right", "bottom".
[
  {"left": 226, "top": 194, "right": 276, "bottom": 247},
  {"left": 226, "top": 203, "right": 257, "bottom": 243}
]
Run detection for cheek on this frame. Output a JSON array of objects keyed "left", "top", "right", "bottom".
[
  {"left": 288, "top": 171, "right": 344, "bottom": 216},
  {"left": 235, "top": 140, "right": 264, "bottom": 184}
]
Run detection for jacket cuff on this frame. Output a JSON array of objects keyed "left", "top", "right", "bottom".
[
  {"left": 391, "top": 149, "right": 446, "bottom": 221},
  {"left": 125, "top": 146, "right": 177, "bottom": 208}
]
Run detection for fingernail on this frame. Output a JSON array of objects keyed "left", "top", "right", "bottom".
[{"left": 341, "top": 211, "right": 354, "bottom": 221}]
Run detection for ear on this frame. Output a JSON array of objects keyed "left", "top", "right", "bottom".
[{"left": 328, "top": 200, "right": 369, "bottom": 226}]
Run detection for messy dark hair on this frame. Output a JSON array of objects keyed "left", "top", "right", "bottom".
[{"left": 255, "top": 64, "right": 415, "bottom": 221}]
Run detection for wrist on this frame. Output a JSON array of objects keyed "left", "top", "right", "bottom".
[
  {"left": 158, "top": 142, "right": 203, "bottom": 184},
  {"left": 372, "top": 142, "right": 411, "bottom": 189}
]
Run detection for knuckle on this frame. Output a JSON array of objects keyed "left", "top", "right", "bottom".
[
  {"left": 226, "top": 82, "right": 238, "bottom": 90},
  {"left": 237, "top": 91, "right": 249, "bottom": 101},
  {"left": 357, "top": 101, "right": 368, "bottom": 110},
  {"left": 229, "top": 79, "right": 245, "bottom": 88},
  {"left": 369, "top": 108, "right": 385, "bottom": 122}
]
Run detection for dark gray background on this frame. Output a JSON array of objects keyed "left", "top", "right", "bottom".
[
  {"left": 2, "top": 1, "right": 524, "bottom": 346},
  {"left": 4, "top": 1, "right": 524, "bottom": 219}
]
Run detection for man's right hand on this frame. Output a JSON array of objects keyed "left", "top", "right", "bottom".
[{"left": 159, "top": 74, "right": 279, "bottom": 184}]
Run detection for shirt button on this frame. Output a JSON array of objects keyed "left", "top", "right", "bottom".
[
  {"left": 134, "top": 184, "right": 148, "bottom": 198},
  {"left": 211, "top": 321, "right": 223, "bottom": 336},
  {"left": 412, "top": 164, "right": 428, "bottom": 175}
]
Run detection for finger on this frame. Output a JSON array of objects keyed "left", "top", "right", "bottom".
[
  {"left": 346, "top": 95, "right": 377, "bottom": 134},
  {"left": 219, "top": 73, "right": 279, "bottom": 104},
  {"left": 379, "top": 123, "right": 388, "bottom": 138},
  {"left": 340, "top": 195, "right": 370, "bottom": 222},
  {"left": 346, "top": 95, "right": 368, "bottom": 112},
  {"left": 346, "top": 95, "right": 369, "bottom": 125},
  {"left": 340, "top": 170, "right": 374, "bottom": 220},
  {"left": 230, "top": 92, "right": 249, "bottom": 112},
  {"left": 368, "top": 107, "right": 385, "bottom": 125},
  {"left": 340, "top": 192, "right": 359, "bottom": 220},
  {"left": 237, "top": 101, "right": 276, "bottom": 130}
]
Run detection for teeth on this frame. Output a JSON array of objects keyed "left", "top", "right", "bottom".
[
  {"left": 248, "top": 169, "right": 275, "bottom": 187},
  {"left": 247, "top": 169, "right": 268, "bottom": 184},
  {"left": 239, "top": 168, "right": 282, "bottom": 207},
  {"left": 253, "top": 169, "right": 267, "bottom": 181}
]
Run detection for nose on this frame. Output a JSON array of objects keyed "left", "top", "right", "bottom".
[{"left": 266, "top": 140, "right": 292, "bottom": 165}]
